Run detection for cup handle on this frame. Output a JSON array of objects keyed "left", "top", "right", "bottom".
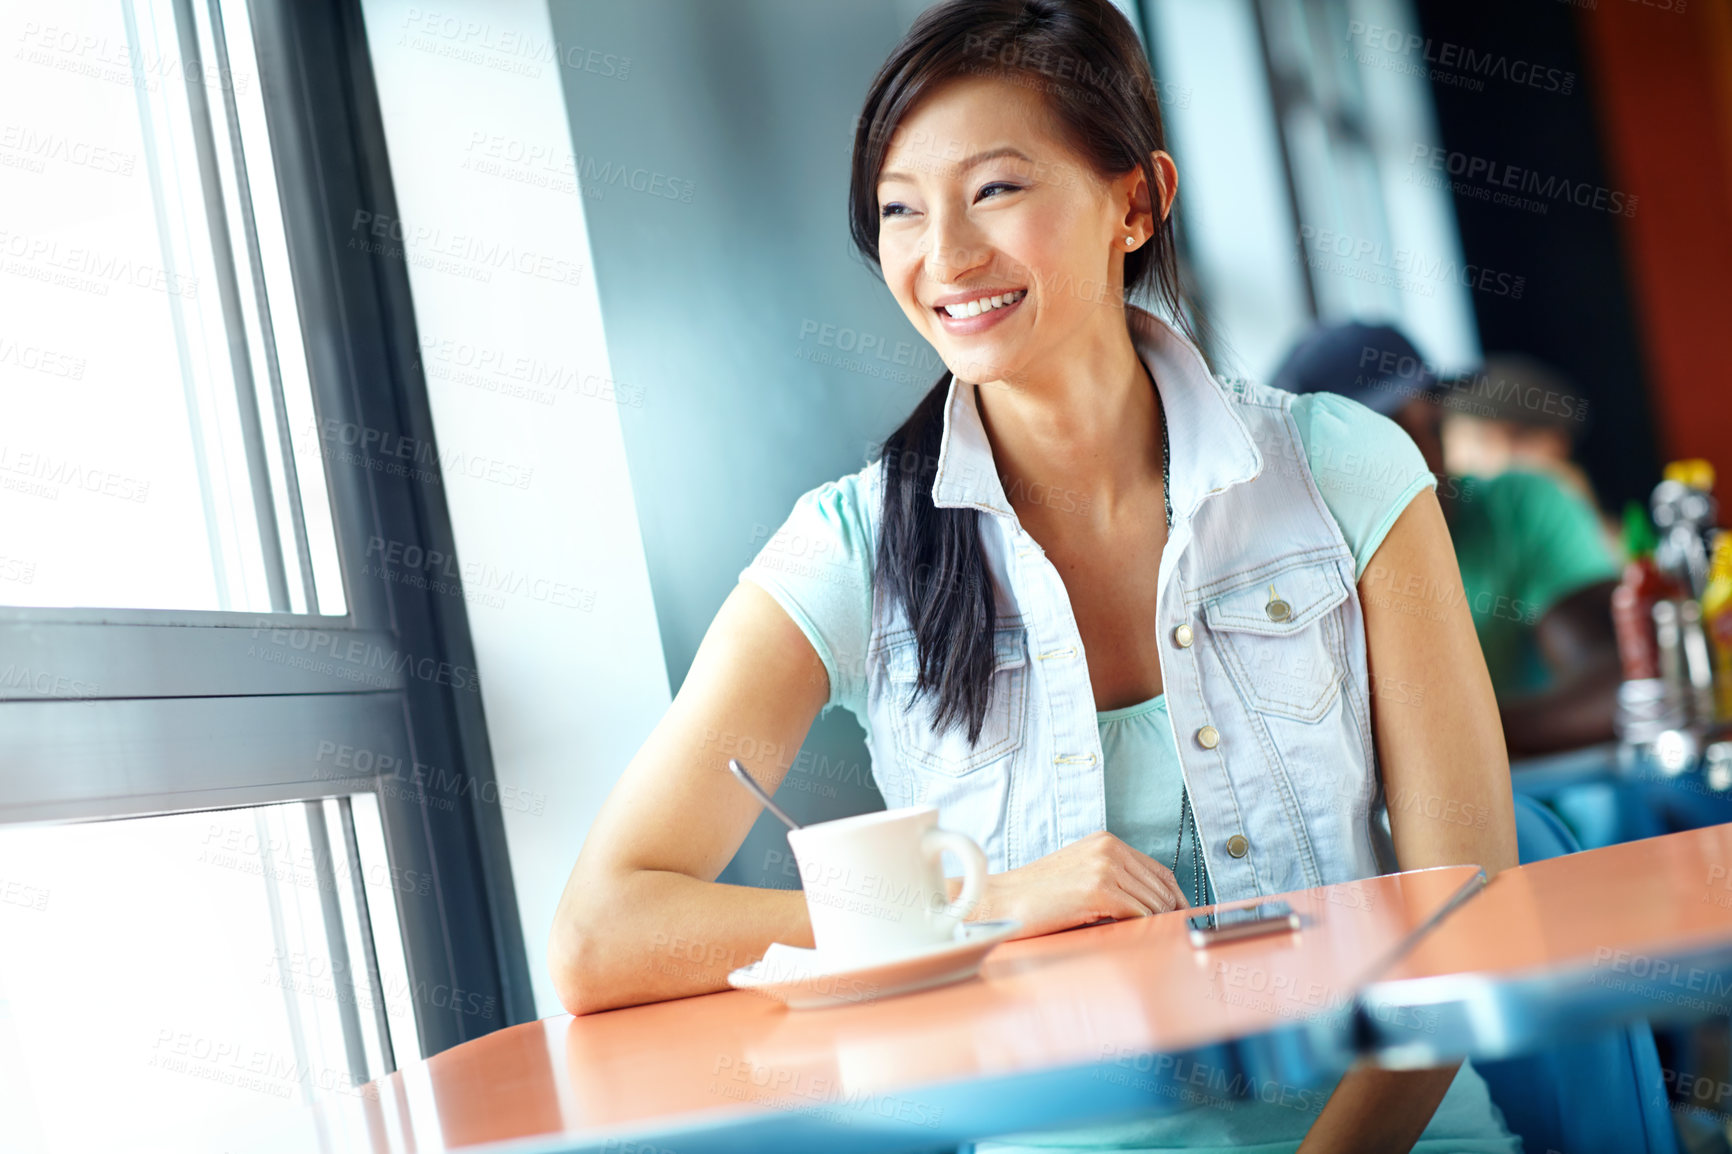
[{"left": 921, "top": 827, "right": 989, "bottom": 923}]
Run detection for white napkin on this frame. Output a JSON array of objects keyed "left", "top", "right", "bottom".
[{"left": 755, "top": 941, "right": 827, "bottom": 980}]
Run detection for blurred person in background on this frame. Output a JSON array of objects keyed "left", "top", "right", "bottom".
[
  {"left": 1438, "top": 354, "right": 1620, "bottom": 554},
  {"left": 1273, "top": 324, "right": 1622, "bottom": 758}
]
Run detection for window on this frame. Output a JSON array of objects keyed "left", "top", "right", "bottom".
[
  {"left": 2, "top": 0, "right": 342, "bottom": 614},
  {"left": 0, "top": 798, "right": 419, "bottom": 1150},
  {"left": 0, "top": 0, "right": 529, "bottom": 1128},
  {"left": 1259, "top": 0, "right": 1480, "bottom": 373},
  {"left": 1137, "top": 0, "right": 1481, "bottom": 378}
]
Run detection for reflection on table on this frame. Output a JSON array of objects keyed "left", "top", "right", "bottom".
[
  {"left": 301, "top": 867, "right": 1483, "bottom": 1153},
  {"left": 1352, "top": 826, "right": 1732, "bottom": 1063}
]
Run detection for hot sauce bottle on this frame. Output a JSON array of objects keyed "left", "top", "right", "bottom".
[{"left": 1612, "top": 503, "right": 1683, "bottom": 682}]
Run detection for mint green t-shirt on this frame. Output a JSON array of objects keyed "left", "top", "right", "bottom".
[{"left": 1447, "top": 470, "right": 1621, "bottom": 697}]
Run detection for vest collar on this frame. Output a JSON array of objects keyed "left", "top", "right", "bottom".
[{"left": 928, "top": 305, "right": 1264, "bottom": 522}]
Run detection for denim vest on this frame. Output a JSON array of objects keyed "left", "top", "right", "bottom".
[{"left": 856, "top": 306, "right": 1397, "bottom": 905}]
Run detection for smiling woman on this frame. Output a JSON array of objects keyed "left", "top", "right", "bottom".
[{"left": 548, "top": 3, "right": 1518, "bottom": 1152}]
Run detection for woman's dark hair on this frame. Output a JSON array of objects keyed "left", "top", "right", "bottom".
[{"left": 849, "top": 0, "right": 1196, "bottom": 743}]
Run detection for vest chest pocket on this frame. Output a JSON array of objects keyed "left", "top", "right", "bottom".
[
  {"left": 882, "top": 625, "right": 1029, "bottom": 777},
  {"left": 1201, "top": 559, "right": 1351, "bottom": 723}
]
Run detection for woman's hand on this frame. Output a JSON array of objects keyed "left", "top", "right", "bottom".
[{"left": 955, "top": 830, "right": 1190, "bottom": 938}]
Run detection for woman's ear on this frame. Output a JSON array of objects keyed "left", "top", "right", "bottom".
[
  {"left": 1118, "top": 152, "right": 1180, "bottom": 242},
  {"left": 1151, "top": 150, "right": 1179, "bottom": 222}
]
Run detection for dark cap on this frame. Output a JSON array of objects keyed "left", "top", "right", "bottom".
[
  {"left": 1436, "top": 353, "right": 1590, "bottom": 434},
  {"left": 1269, "top": 321, "right": 1439, "bottom": 417}
]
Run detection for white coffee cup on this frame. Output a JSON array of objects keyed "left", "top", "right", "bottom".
[{"left": 786, "top": 804, "right": 989, "bottom": 967}]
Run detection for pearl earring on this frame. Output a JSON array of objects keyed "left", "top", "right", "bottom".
[{"left": 1125, "top": 236, "right": 1135, "bottom": 246}]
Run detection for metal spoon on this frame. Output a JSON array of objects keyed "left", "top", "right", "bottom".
[{"left": 727, "top": 758, "right": 802, "bottom": 831}]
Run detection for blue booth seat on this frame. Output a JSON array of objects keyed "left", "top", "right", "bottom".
[{"left": 1469, "top": 793, "right": 1680, "bottom": 1154}]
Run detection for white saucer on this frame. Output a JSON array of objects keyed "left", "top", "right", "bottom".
[{"left": 727, "top": 919, "right": 1022, "bottom": 1010}]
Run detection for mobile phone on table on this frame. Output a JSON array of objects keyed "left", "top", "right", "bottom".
[{"left": 1187, "top": 899, "right": 1300, "bottom": 948}]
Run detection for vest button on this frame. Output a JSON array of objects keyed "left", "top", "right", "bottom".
[
  {"left": 1173, "top": 623, "right": 1194, "bottom": 648},
  {"left": 1196, "top": 725, "right": 1219, "bottom": 749},
  {"left": 1226, "top": 834, "right": 1250, "bottom": 858}
]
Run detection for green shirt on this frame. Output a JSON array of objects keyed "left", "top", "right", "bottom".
[{"left": 1447, "top": 470, "right": 1620, "bottom": 697}]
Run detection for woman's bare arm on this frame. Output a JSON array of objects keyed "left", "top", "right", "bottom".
[
  {"left": 548, "top": 581, "right": 829, "bottom": 1015},
  {"left": 549, "top": 579, "right": 1192, "bottom": 1015},
  {"left": 1361, "top": 488, "right": 1518, "bottom": 878},
  {"left": 1298, "top": 488, "right": 1518, "bottom": 1154}
]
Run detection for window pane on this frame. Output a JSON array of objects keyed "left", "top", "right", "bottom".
[
  {"left": 0, "top": 0, "right": 345, "bottom": 614},
  {"left": 0, "top": 800, "right": 413, "bottom": 1152}
]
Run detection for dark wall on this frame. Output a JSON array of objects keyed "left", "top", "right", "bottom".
[{"left": 1412, "top": 0, "right": 1662, "bottom": 513}]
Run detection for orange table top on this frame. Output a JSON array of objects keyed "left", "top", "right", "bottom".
[
  {"left": 299, "top": 866, "right": 1482, "bottom": 1153},
  {"left": 1356, "top": 825, "right": 1732, "bottom": 1064}
]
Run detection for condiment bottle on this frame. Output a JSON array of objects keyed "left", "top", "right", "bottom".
[
  {"left": 1703, "top": 534, "right": 1732, "bottom": 724},
  {"left": 1613, "top": 502, "right": 1683, "bottom": 681}
]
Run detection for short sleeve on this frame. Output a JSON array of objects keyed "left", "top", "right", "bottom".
[
  {"left": 738, "top": 467, "right": 877, "bottom": 718},
  {"left": 1287, "top": 392, "right": 1438, "bottom": 581},
  {"left": 1490, "top": 470, "right": 1622, "bottom": 616}
]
